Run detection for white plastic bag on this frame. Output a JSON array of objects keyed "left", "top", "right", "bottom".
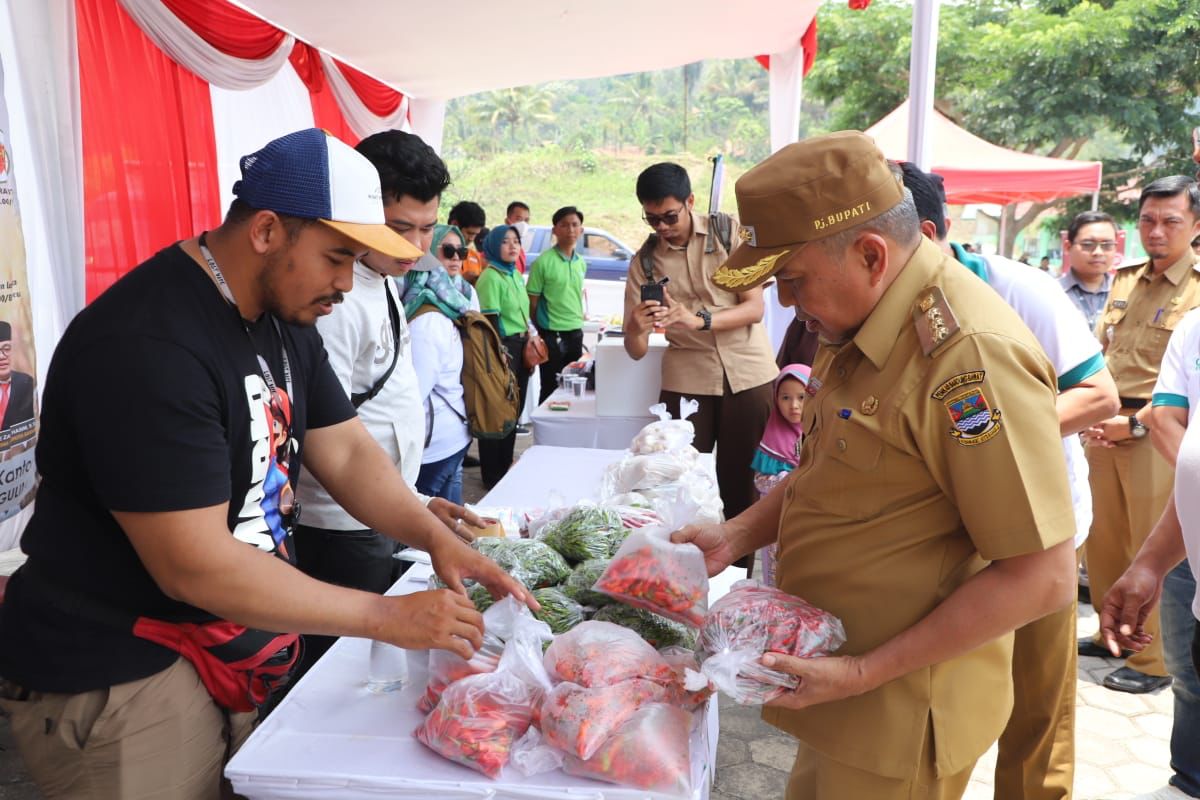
[
  {"left": 508, "top": 727, "right": 564, "bottom": 777},
  {"left": 419, "top": 596, "right": 552, "bottom": 712},
  {"left": 629, "top": 398, "right": 700, "bottom": 455}
]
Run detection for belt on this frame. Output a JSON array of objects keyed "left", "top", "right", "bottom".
[{"left": 1119, "top": 397, "right": 1148, "bottom": 410}]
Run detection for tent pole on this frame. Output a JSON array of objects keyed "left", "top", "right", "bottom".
[
  {"left": 907, "top": 0, "right": 940, "bottom": 169},
  {"left": 408, "top": 97, "right": 448, "bottom": 154},
  {"left": 998, "top": 206, "right": 1008, "bottom": 258},
  {"left": 768, "top": 41, "right": 805, "bottom": 154}
]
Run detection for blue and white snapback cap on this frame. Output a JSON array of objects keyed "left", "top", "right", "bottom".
[{"left": 232, "top": 128, "right": 421, "bottom": 260}]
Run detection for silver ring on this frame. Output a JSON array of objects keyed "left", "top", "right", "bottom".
[{"left": 455, "top": 518, "right": 463, "bottom": 527}]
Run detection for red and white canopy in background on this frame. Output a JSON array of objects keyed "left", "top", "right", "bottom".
[
  {"left": 233, "top": 0, "right": 821, "bottom": 99},
  {"left": 1, "top": 0, "right": 824, "bottom": 331},
  {"left": 866, "top": 99, "right": 1103, "bottom": 205}
]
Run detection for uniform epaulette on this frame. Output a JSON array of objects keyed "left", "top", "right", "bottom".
[
  {"left": 913, "top": 286, "right": 960, "bottom": 357},
  {"left": 1117, "top": 259, "right": 1149, "bottom": 271}
]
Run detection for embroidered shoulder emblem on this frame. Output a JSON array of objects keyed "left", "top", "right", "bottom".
[
  {"left": 931, "top": 371, "right": 985, "bottom": 401},
  {"left": 944, "top": 386, "right": 1003, "bottom": 446},
  {"left": 913, "top": 286, "right": 960, "bottom": 356}
]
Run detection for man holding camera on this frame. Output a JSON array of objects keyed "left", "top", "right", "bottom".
[{"left": 623, "top": 162, "right": 777, "bottom": 521}]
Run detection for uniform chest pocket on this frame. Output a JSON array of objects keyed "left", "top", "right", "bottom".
[
  {"left": 1101, "top": 303, "right": 1128, "bottom": 331},
  {"left": 798, "top": 424, "right": 887, "bottom": 521}
]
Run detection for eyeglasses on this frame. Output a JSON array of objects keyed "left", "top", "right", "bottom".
[
  {"left": 1076, "top": 240, "right": 1117, "bottom": 252},
  {"left": 642, "top": 206, "right": 686, "bottom": 228},
  {"left": 440, "top": 244, "right": 468, "bottom": 260}
]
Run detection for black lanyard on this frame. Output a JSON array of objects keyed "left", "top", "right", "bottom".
[{"left": 197, "top": 232, "right": 293, "bottom": 401}]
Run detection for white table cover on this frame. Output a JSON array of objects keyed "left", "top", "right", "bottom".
[
  {"left": 226, "top": 446, "right": 742, "bottom": 800},
  {"left": 531, "top": 389, "right": 657, "bottom": 450}
]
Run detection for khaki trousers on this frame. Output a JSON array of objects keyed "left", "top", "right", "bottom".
[
  {"left": 1084, "top": 435, "right": 1173, "bottom": 676},
  {"left": 0, "top": 657, "right": 256, "bottom": 799},
  {"left": 787, "top": 725, "right": 974, "bottom": 800},
  {"left": 994, "top": 600, "right": 1078, "bottom": 800}
]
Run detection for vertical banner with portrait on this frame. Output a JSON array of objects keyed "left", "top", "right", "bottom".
[{"left": 0, "top": 56, "right": 40, "bottom": 521}]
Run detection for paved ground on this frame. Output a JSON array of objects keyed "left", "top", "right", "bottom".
[{"left": 0, "top": 435, "right": 1180, "bottom": 798}]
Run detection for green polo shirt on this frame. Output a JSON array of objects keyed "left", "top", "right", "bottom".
[
  {"left": 476, "top": 265, "right": 530, "bottom": 338},
  {"left": 527, "top": 247, "right": 586, "bottom": 332}
]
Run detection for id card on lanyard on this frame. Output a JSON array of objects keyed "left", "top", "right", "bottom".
[{"left": 198, "top": 232, "right": 300, "bottom": 543}]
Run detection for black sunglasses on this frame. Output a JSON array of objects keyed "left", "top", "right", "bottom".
[
  {"left": 642, "top": 205, "right": 686, "bottom": 228},
  {"left": 440, "top": 243, "right": 468, "bottom": 260}
]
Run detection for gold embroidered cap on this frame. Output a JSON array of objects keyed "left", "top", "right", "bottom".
[{"left": 713, "top": 131, "right": 904, "bottom": 290}]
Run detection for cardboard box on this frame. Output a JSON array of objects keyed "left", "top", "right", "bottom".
[{"left": 594, "top": 334, "right": 667, "bottom": 417}]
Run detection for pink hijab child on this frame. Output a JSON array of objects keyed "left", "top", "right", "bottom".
[{"left": 752, "top": 363, "right": 811, "bottom": 586}]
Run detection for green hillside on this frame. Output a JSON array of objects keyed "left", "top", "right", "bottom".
[{"left": 442, "top": 147, "right": 752, "bottom": 249}]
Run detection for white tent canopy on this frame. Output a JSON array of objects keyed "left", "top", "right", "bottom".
[
  {"left": 234, "top": 0, "right": 821, "bottom": 100},
  {"left": 233, "top": 0, "right": 819, "bottom": 152}
]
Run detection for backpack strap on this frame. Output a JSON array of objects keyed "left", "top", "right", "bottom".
[
  {"left": 351, "top": 286, "right": 402, "bottom": 409},
  {"left": 705, "top": 211, "right": 734, "bottom": 256},
  {"left": 638, "top": 234, "right": 659, "bottom": 284}
]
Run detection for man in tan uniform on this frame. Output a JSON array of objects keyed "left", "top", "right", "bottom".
[
  {"left": 1081, "top": 175, "right": 1200, "bottom": 694},
  {"left": 675, "top": 132, "right": 1077, "bottom": 800},
  {"left": 623, "top": 163, "right": 778, "bottom": 521}
]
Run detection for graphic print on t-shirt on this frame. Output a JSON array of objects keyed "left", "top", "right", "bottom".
[{"left": 232, "top": 371, "right": 295, "bottom": 558}]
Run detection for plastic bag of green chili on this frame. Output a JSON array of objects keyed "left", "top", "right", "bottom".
[
  {"left": 538, "top": 504, "right": 624, "bottom": 564},
  {"left": 561, "top": 559, "right": 612, "bottom": 607},
  {"left": 591, "top": 603, "right": 697, "bottom": 650},
  {"left": 473, "top": 537, "right": 571, "bottom": 589},
  {"left": 529, "top": 587, "right": 585, "bottom": 635}
]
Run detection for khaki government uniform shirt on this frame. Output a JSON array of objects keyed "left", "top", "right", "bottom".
[
  {"left": 764, "top": 239, "right": 1076, "bottom": 779},
  {"left": 1098, "top": 250, "right": 1200, "bottom": 399},
  {"left": 624, "top": 211, "right": 777, "bottom": 395}
]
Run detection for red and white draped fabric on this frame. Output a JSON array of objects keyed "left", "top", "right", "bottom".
[{"left": 77, "top": 0, "right": 411, "bottom": 300}]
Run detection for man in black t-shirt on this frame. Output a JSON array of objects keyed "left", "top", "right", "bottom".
[{"left": 0, "top": 129, "right": 534, "bottom": 799}]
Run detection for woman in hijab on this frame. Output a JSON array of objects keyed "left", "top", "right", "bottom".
[
  {"left": 402, "top": 240, "right": 473, "bottom": 502},
  {"left": 431, "top": 224, "right": 478, "bottom": 310},
  {"left": 474, "top": 225, "right": 532, "bottom": 488}
]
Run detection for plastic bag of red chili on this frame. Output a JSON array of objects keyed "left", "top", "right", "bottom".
[
  {"left": 542, "top": 620, "right": 675, "bottom": 687},
  {"left": 419, "top": 596, "right": 552, "bottom": 713},
  {"left": 592, "top": 524, "right": 708, "bottom": 627},
  {"left": 415, "top": 670, "right": 537, "bottom": 778},
  {"left": 415, "top": 614, "right": 553, "bottom": 778},
  {"left": 698, "top": 580, "right": 846, "bottom": 705},
  {"left": 540, "top": 678, "right": 671, "bottom": 760},
  {"left": 659, "top": 646, "right": 716, "bottom": 711},
  {"left": 561, "top": 702, "right": 693, "bottom": 795}
]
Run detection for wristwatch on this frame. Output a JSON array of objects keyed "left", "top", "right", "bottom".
[
  {"left": 1129, "top": 415, "right": 1149, "bottom": 439},
  {"left": 696, "top": 308, "right": 712, "bottom": 331}
]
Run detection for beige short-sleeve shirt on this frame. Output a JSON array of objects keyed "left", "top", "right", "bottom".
[
  {"left": 762, "top": 239, "right": 1075, "bottom": 779},
  {"left": 624, "top": 212, "right": 777, "bottom": 395},
  {"left": 1098, "top": 250, "right": 1200, "bottom": 399}
]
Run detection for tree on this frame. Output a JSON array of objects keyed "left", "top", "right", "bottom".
[
  {"left": 469, "top": 85, "right": 559, "bottom": 146},
  {"left": 805, "top": 0, "right": 1200, "bottom": 255}
]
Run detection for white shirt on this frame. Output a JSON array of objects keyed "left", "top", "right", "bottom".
[
  {"left": 1152, "top": 307, "right": 1200, "bottom": 425},
  {"left": 295, "top": 261, "right": 425, "bottom": 530},
  {"left": 408, "top": 310, "right": 472, "bottom": 463},
  {"left": 978, "top": 253, "right": 1107, "bottom": 548},
  {"left": 1151, "top": 309, "right": 1200, "bottom": 618}
]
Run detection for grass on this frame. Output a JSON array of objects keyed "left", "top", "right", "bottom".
[{"left": 442, "top": 147, "right": 753, "bottom": 249}]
